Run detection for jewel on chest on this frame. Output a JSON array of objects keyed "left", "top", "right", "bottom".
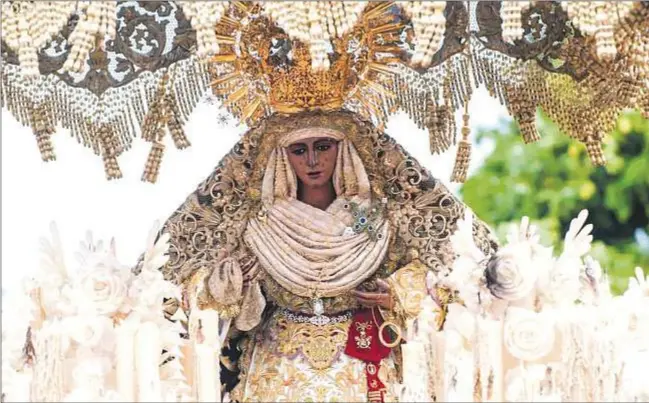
[{"left": 342, "top": 201, "right": 385, "bottom": 241}]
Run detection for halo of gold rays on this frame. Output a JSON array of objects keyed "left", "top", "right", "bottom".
[{"left": 207, "top": 2, "right": 408, "bottom": 131}]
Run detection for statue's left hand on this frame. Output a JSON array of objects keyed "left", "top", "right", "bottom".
[{"left": 352, "top": 279, "right": 394, "bottom": 310}]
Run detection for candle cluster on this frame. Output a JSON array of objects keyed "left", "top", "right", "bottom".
[
  {"left": 1, "top": 223, "right": 190, "bottom": 402},
  {"left": 2, "top": 210, "right": 647, "bottom": 402},
  {"left": 399, "top": 209, "right": 649, "bottom": 401}
]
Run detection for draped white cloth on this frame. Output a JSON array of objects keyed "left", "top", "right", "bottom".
[{"left": 245, "top": 197, "right": 390, "bottom": 298}]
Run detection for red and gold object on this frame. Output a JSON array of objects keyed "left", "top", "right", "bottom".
[{"left": 345, "top": 308, "right": 397, "bottom": 402}]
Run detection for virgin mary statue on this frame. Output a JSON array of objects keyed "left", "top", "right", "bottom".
[
  {"left": 151, "top": 110, "right": 496, "bottom": 402},
  {"left": 149, "top": 109, "right": 498, "bottom": 402},
  {"left": 136, "top": 4, "right": 499, "bottom": 403}
]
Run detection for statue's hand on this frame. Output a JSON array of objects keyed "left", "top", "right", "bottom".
[{"left": 352, "top": 279, "right": 394, "bottom": 310}]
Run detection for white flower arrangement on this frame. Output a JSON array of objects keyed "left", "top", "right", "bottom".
[
  {"left": 1, "top": 222, "right": 190, "bottom": 403},
  {"left": 405, "top": 208, "right": 649, "bottom": 402},
  {"left": 3, "top": 211, "right": 648, "bottom": 402}
]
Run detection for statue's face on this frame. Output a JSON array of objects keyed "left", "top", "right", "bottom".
[{"left": 286, "top": 136, "right": 339, "bottom": 188}]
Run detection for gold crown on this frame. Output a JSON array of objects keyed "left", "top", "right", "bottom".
[
  {"left": 267, "top": 41, "right": 349, "bottom": 113},
  {"left": 208, "top": 2, "right": 408, "bottom": 127}
]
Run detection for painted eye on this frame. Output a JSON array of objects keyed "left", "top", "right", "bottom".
[
  {"left": 359, "top": 217, "right": 367, "bottom": 225},
  {"left": 291, "top": 148, "right": 306, "bottom": 156}
]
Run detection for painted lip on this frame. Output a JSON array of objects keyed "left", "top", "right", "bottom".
[{"left": 307, "top": 171, "right": 322, "bottom": 178}]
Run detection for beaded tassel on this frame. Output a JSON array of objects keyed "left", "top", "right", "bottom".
[
  {"left": 99, "top": 125, "right": 122, "bottom": 180},
  {"left": 141, "top": 78, "right": 167, "bottom": 143},
  {"left": 31, "top": 104, "right": 56, "bottom": 161},
  {"left": 426, "top": 97, "right": 440, "bottom": 154},
  {"left": 142, "top": 142, "right": 165, "bottom": 183},
  {"left": 102, "top": 154, "right": 122, "bottom": 180},
  {"left": 168, "top": 115, "right": 189, "bottom": 149},
  {"left": 451, "top": 107, "right": 471, "bottom": 183},
  {"left": 506, "top": 82, "right": 540, "bottom": 144},
  {"left": 166, "top": 92, "right": 190, "bottom": 149},
  {"left": 426, "top": 96, "right": 455, "bottom": 155},
  {"left": 520, "top": 119, "right": 540, "bottom": 144},
  {"left": 641, "top": 93, "right": 649, "bottom": 120},
  {"left": 585, "top": 135, "right": 606, "bottom": 166}
]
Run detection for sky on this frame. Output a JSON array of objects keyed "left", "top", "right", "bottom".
[{"left": 0, "top": 87, "right": 509, "bottom": 297}]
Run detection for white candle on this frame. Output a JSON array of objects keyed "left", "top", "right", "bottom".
[
  {"left": 179, "top": 341, "right": 196, "bottom": 400},
  {"left": 11, "top": 371, "right": 33, "bottom": 402},
  {"left": 486, "top": 318, "right": 504, "bottom": 402},
  {"left": 194, "top": 343, "right": 218, "bottom": 403},
  {"left": 194, "top": 309, "right": 221, "bottom": 403},
  {"left": 116, "top": 319, "right": 136, "bottom": 401},
  {"left": 433, "top": 330, "right": 446, "bottom": 402},
  {"left": 400, "top": 341, "right": 430, "bottom": 401},
  {"left": 135, "top": 321, "right": 162, "bottom": 402}
]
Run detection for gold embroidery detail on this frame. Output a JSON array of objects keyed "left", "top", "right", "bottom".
[
  {"left": 355, "top": 321, "right": 373, "bottom": 350},
  {"left": 277, "top": 316, "right": 349, "bottom": 370},
  {"left": 382, "top": 260, "right": 430, "bottom": 327}
]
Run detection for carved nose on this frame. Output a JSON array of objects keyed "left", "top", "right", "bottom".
[{"left": 307, "top": 151, "right": 318, "bottom": 167}]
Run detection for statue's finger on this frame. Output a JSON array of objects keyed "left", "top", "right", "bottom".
[
  {"left": 375, "top": 279, "right": 390, "bottom": 292},
  {"left": 352, "top": 290, "right": 387, "bottom": 300}
]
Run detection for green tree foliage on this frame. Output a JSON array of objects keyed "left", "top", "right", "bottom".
[{"left": 461, "top": 110, "right": 649, "bottom": 294}]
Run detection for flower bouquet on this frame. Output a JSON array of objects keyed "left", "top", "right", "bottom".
[
  {"left": 1, "top": 223, "right": 190, "bottom": 402},
  {"left": 403, "top": 209, "right": 649, "bottom": 402}
]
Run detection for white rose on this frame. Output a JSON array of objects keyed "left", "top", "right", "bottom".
[
  {"left": 503, "top": 307, "right": 555, "bottom": 362},
  {"left": 485, "top": 246, "right": 537, "bottom": 302},
  {"left": 75, "top": 266, "right": 127, "bottom": 316}
]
